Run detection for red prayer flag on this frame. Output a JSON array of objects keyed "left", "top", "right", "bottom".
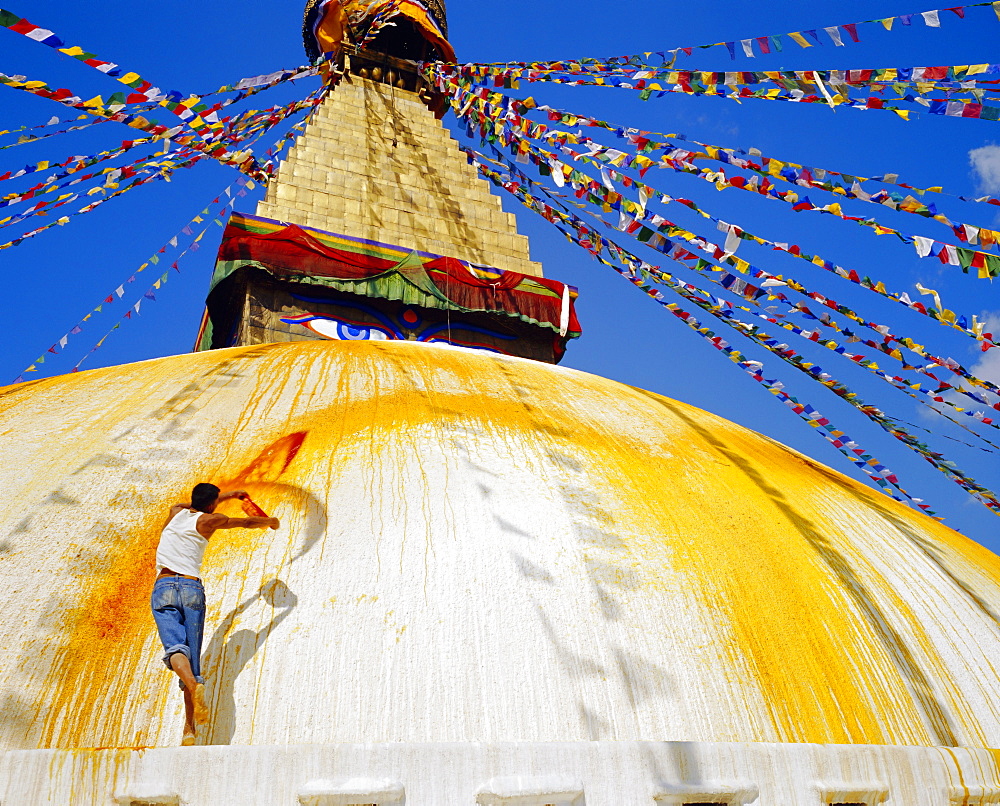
[{"left": 240, "top": 495, "right": 270, "bottom": 518}]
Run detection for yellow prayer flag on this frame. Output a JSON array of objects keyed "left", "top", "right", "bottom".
[
  {"left": 59, "top": 46, "right": 85, "bottom": 56},
  {"left": 733, "top": 258, "right": 750, "bottom": 273},
  {"left": 880, "top": 17, "right": 894, "bottom": 30},
  {"left": 788, "top": 31, "right": 811, "bottom": 47},
  {"left": 968, "top": 64, "right": 989, "bottom": 76},
  {"left": 120, "top": 72, "right": 141, "bottom": 85}
]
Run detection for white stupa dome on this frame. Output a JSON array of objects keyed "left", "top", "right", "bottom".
[{"left": 3, "top": 339, "right": 1000, "bottom": 804}]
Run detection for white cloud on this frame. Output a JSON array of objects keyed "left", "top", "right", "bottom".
[
  {"left": 969, "top": 310, "right": 1000, "bottom": 386},
  {"left": 915, "top": 311, "right": 1000, "bottom": 424},
  {"left": 970, "top": 145, "right": 1000, "bottom": 193}
]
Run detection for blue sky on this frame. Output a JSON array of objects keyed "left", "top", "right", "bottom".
[{"left": 1, "top": 0, "right": 999, "bottom": 547}]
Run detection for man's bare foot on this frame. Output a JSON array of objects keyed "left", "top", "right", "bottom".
[
  {"left": 192, "top": 682, "right": 209, "bottom": 727},
  {"left": 181, "top": 728, "right": 195, "bottom": 747}
]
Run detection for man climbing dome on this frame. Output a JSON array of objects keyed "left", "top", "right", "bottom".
[{"left": 151, "top": 482, "right": 280, "bottom": 746}]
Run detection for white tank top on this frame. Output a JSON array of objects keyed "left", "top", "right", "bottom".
[{"left": 156, "top": 509, "right": 209, "bottom": 578}]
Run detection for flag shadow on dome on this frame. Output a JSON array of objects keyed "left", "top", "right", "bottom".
[{"left": 645, "top": 390, "right": 962, "bottom": 746}]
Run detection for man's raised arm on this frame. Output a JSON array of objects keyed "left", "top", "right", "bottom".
[{"left": 201, "top": 512, "right": 280, "bottom": 536}]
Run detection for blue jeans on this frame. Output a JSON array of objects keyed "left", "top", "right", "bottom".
[{"left": 151, "top": 576, "right": 206, "bottom": 689}]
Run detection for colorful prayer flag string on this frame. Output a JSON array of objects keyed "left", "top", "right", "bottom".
[
  {"left": 440, "top": 77, "right": 1000, "bottom": 357},
  {"left": 464, "top": 146, "right": 944, "bottom": 516},
  {"left": 452, "top": 86, "right": 1000, "bottom": 517},
  {"left": 457, "top": 1, "right": 1000, "bottom": 69}
]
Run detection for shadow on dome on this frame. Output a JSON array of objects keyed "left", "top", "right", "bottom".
[
  {"left": 640, "top": 390, "right": 963, "bottom": 747},
  {"left": 201, "top": 578, "right": 299, "bottom": 745}
]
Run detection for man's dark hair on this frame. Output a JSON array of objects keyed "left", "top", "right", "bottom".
[{"left": 191, "top": 483, "right": 221, "bottom": 513}]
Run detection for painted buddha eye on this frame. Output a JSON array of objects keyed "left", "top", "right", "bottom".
[
  {"left": 336, "top": 322, "right": 389, "bottom": 341},
  {"left": 280, "top": 315, "right": 394, "bottom": 341}
]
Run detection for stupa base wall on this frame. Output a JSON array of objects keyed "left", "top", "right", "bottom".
[{"left": 1, "top": 741, "right": 998, "bottom": 805}]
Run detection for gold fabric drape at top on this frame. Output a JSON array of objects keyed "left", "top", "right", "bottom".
[{"left": 304, "top": 0, "right": 456, "bottom": 63}]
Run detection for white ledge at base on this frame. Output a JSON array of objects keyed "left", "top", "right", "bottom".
[
  {"left": 113, "top": 783, "right": 181, "bottom": 806},
  {"left": 3, "top": 741, "right": 1000, "bottom": 806},
  {"left": 298, "top": 777, "right": 405, "bottom": 805},
  {"left": 476, "top": 775, "right": 584, "bottom": 805},
  {"left": 653, "top": 783, "right": 759, "bottom": 805}
]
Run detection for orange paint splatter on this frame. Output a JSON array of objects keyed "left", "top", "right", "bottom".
[{"left": 36, "top": 430, "right": 309, "bottom": 749}]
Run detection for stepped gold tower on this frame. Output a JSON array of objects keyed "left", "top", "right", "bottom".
[{"left": 2, "top": 3, "right": 1000, "bottom": 804}]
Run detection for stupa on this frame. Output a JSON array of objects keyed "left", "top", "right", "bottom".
[{"left": 1, "top": 3, "right": 1000, "bottom": 805}]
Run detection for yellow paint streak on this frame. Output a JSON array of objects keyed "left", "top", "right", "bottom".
[
  {"left": 4, "top": 340, "right": 1000, "bottom": 748},
  {"left": 36, "top": 428, "right": 311, "bottom": 749}
]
